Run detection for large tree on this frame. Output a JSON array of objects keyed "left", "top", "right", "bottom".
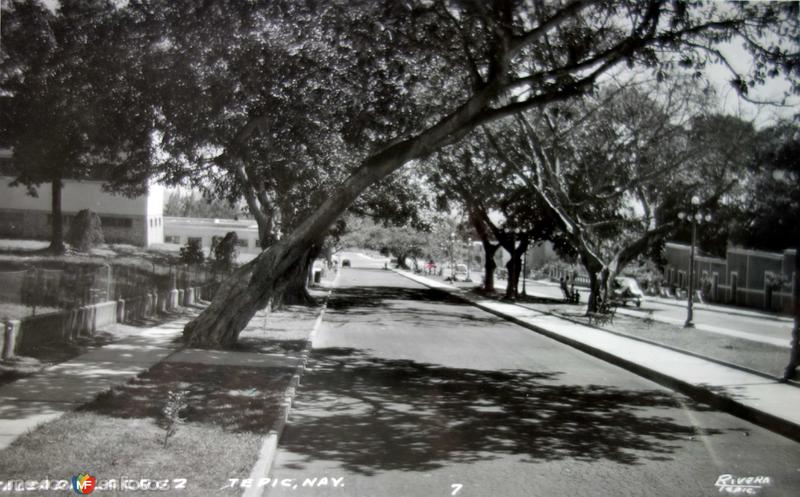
[
  {"left": 736, "top": 121, "right": 800, "bottom": 252},
  {"left": 0, "top": 0, "right": 154, "bottom": 253},
  {"left": 484, "top": 81, "right": 760, "bottom": 311},
  {"left": 101, "top": 0, "right": 797, "bottom": 347},
  {"left": 426, "top": 139, "right": 561, "bottom": 297}
]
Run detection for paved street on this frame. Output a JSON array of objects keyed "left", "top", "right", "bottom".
[{"left": 266, "top": 268, "right": 800, "bottom": 497}]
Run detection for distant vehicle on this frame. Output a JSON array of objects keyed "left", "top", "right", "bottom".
[
  {"left": 453, "top": 263, "right": 469, "bottom": 281},
  {"left": 342, "top": 259, "right": 351, "bottom": 267},
  {"left": 612, "top": 276, "right": 644, "bottom": 307}
]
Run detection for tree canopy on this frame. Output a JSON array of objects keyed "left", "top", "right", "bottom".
[{"left": 3, "top": 0, "right": 798, "bottom": 346}]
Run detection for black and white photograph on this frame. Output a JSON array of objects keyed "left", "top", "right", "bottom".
[{"left": 0, "top": 1, "right": 798, "bottom": 496}]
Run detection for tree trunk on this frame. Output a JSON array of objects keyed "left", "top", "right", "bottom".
[
  {"left": 49, "top": 178, "right": 66, "bottom": 254},
  {"left": 505, "top": 254, "right": 522, "bottom": 300},
  {"left": 482, "top": 241, "right": 499, "bottom": 292},
  {"left": 600, "top": 266, "right": 611, "bottom": 304},
  {"left": 395, "top": 251, "right": 410, "bottom": 269},
  {"left": 587, "top": 270, "right": 600, "bottom": 313},
  {"left": 183, "top": 237, "right": 315, "bottom": 347},
  {"left": 280, "top": 245, "right": 319, "bottom": 307},
  {"left": 783, "top": 244, "right": 799, "bottom": 381},
  {"left": 182, "top": 259, "right": 262, "bottom": 347}
]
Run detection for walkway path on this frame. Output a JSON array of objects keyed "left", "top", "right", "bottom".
[
  {"left": 0, "top": 313, "right": 193, "bottom": 450},
  {"left": 512, "top": 277, "right": 792, "bottom": 348}
]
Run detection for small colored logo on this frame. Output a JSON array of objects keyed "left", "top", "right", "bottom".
[{"left": 72, "top": 473, "right": 96, "bottom": 495}]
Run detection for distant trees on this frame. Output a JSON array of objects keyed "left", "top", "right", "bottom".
[{"left": 163, "top": 191, "right": 241, "bottom": 220}]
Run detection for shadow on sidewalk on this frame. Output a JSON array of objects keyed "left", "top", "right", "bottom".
[{"left": 280, "top": 347, "right": 724, "bottom": 475}]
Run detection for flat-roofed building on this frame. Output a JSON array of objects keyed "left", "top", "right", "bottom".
[
  {"left": 163, "top": 217, "right": 261, "bottom": 254},
  {"left": 0, "top": 175, "right": 164, "bottom": 247}
]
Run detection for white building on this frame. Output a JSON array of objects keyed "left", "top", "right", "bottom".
[
  {"left": 0, "top": 175, "right": 164, "bottom": 246},
  {"left": 163, "top": 217, "right": 261, "bottom": 254}
]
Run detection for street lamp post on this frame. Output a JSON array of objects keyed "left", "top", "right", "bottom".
[
  {"left": 449, "top": 232, "right": 455, "bottom": 281},
  {"left": 678, "top": 196, "right": 712, "bottom": 328},
  {"left": 522, "top": 247, "right": 527, "bottom": 296},
  {"left": 466, "top": 239, "right": 472, "bottom": 281}
]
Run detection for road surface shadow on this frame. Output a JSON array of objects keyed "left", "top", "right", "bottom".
[
  {"left": 327, "top": 285, "right": 466, "bottom": 310},
  {"left": 324, "top": 285, "right": 506, "bottom": 328},
  {"left": 280, "top": 347, "right": 722, "bottom": 475}
]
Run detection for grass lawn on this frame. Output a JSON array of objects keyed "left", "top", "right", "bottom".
[
  {"left": 0, "top": 414, "right": 262, "bottom": 496},
  {"left": 0, "top": 302, "right": 60, "bottom": 320},
  {"left": 0, "top": 360, "right": 296, "bottom": 496}
]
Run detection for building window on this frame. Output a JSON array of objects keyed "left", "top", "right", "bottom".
[
  {"left": 149, "top": 219, "right": 154, "bottom": 228},
  {"left": 164, "top": 235, "right": 180, "bottom": 244},
  {"left": 101, "top": 217, "right": 133, "bottom": 228},
  {"left": 236, "top": 238, "right": 249, "bottom": 248},
  {"left": 188, "top": 237, "right": 202, "bottom": 246}
]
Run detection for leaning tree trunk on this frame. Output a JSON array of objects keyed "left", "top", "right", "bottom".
[
  {"left": 49, "top": 178, "right": 66, "bottom": 254},
  {"left": 182, "top": 135, "right": 425, "bottom": 348},
  {"left": 281, "top": 245, "right": 319, "bottom": 306},
  {"left": 182, "top": 80, "right": 508, "bottom": 348},
  {"left": 482, "top": 241, "right": 499, "bottom": 292}
]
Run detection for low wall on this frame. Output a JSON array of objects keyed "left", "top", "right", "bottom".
[{"left": 2, "top": 283, "right": 218, "bottom": 359}]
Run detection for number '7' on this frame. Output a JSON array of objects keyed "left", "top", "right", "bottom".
[{"left": 451, "top": 483, "right": 463, "bottom": 495}]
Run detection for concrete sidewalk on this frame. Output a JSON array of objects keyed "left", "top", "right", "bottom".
[
  {"left": 0, "top": 312, "right": 194, "bottom": 450},
  {"left": 0, "top": 271, "right": 340, "bottom": 452},
  {"left": 396, "top": 269, "right": 800, "bottom": 442},
  {"left": 529, "top": 276, "right": 794, "bottom": 324},
  {"left": 490, "top": 276, "right": 791, "bottom": 348}
]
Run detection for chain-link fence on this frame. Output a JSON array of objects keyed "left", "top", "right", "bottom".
[{"left": 0, "top": 262, "right": 228, "bottom": 320}]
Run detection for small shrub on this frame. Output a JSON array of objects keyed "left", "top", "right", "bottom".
[
  {"left": 211, "top": 231, "right": 239, "bottom": 269},
  {"left": 179, "top": 239, "right": 205, "bottom": 264},
  {"left": 67, "top": 209, "right": 104, "bottom": 252},
  {"left": 161, "top": 390, "right": 189, "bottom": 448}
]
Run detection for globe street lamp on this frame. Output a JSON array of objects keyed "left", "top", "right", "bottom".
[{"left": 678, "top": 196, "right": 712, "bottom": 328}]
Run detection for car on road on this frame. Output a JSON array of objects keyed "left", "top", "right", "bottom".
[
  {"left": 612, "top": 276, "right": 644, "bottom": 307},
  {"left": 453, "top": 263, "right": 469, "bottom": 281}
]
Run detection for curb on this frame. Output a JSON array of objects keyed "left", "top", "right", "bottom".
[
  {"left": 393, "top": 270, "right": 800, "bottom": 444},
  {"left": 513, "top": 301, "right": 800, "bottom": 388},
  {"left": 241, "top": 276, "right": 337, "bottom": 497}
]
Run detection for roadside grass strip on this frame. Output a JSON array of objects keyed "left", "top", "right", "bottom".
[{"left": 0, "top": 361, "right": 297, "bottom": 496}]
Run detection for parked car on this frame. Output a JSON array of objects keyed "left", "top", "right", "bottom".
[
  {"left": 612, "top": 276, "right": 644, "bottom": 307},
  {"left": 453, "top": 263, "right": 469, "bottom": 281}
]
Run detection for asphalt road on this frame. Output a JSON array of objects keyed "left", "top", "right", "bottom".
[
  {"left": 516, "top": 279, "right": 793, "bottom": 344},
  {"left": 265, "top": 268, "right": 800, "bottom": 497}
]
